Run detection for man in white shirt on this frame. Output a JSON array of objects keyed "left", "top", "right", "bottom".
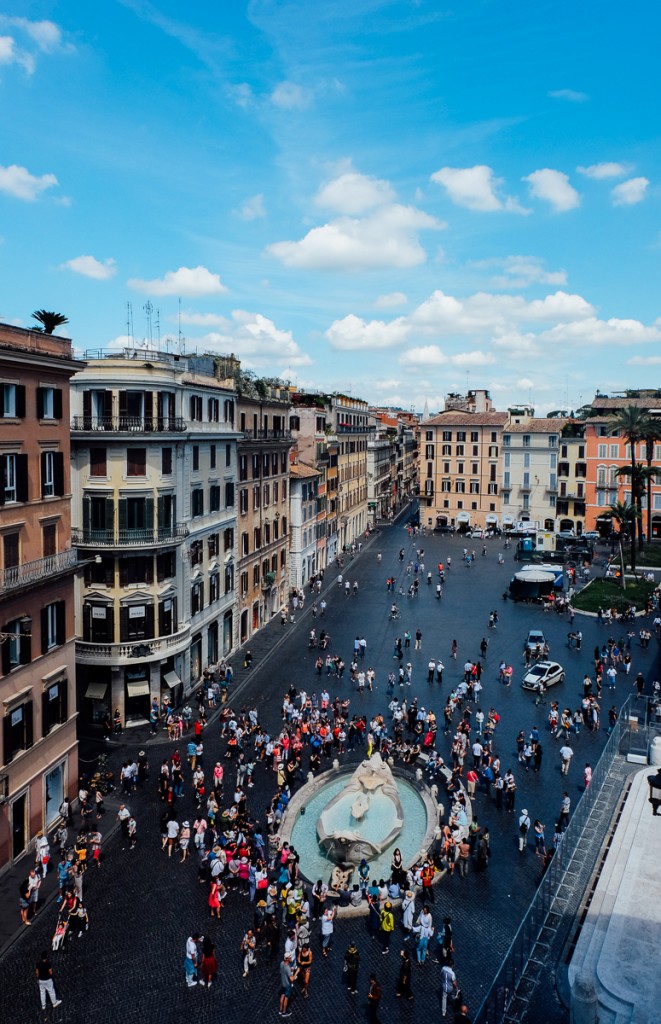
[
  {"left": 559, "top": 744, "right": 574, "bottom": 775},
  {"left": 441, "top": 963, "right": 457, "bottom": 1016},
  {"left": 166, "top": 819, "right": 180, "bottom": 857},
  {"left": 185, "top": 933, "right": 200, "bottom": 986}
]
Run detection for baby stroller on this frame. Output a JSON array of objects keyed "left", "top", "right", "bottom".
[{"left": 52, "top": 919, "right": 68, "bottom": 951}]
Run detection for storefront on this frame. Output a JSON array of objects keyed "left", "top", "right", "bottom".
[
  {"left": 45, "top": 761, "right": 65, "bottom": 829},
  {"left": 125, "top": 665, "right": 151, "bottom": 722}
]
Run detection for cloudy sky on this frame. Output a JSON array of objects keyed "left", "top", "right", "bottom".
[{"left": 1, "top": 1, "right": 660, "bottom": 414}]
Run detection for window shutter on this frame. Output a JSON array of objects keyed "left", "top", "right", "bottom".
[
  {"left": 20, "top": 622, "right": 31, "bottom": 664},
  {"left": 119, "top": 606, "right": 129, "bottom": 642},
  {"left": 145, "top": 496, "right": 154, "bottom": 532},
  {"left": 15, "top": 385, "right": 25, "bottom": 418},
  {"left": 60, "top": 682, "right": 68, "bottom": 725},
  {"left": 42, "top": 690, "right": 51, "bottom": 737},
  {"left": 118, "top": 498, "right": 127, "bottom": 532},
  {"left": 0, "top": 388, "right": 4, "bottom": 417},
  {"left": 103, "top": 390, "right": 112, "bottom": 417},
  {"left": 15, "top": 454, "right": 28, "bottom": 502},
  {"left": 144, "top": 391, "right": 153, "bottom": 430},
  {"left": 1, "top": 636, "right": 10, "bottom": 675},
  {"left": 36, "top": 388, "right": 45, "bottom": 419},
  {"left": 3, "top": 713, "right": 12, "bottom": 763},
  {"left": 190, "top": 395, "right": 196, "bottom": 419},
  {"left": 105, "top": 561, "right": 114, "bottom": 588},
  {"left": 158, "top": 602, "right": 165, "bottom": 636},
  {"left": 25, "top": 701, "right": 33, "bottom": 749},
  {"left": 119, "top": 391, "right": 128, "bottom": 419},
  {"left": 105, "top": 496, "right": 114, "bottom": 532},
  {"left": 83, "top": 495, "right": 91, "bottom": 532},
  {"left": 53, "top": 389, "right": 63, "bottom": 419},
  {"left": 145, "top": 557, "right": 154, "bottom": 584},
  {"left": 145, "top": 603, "right": 155, "bottom": 638},
  {"left": 83, "top": 390, "right": 91, "bottom": 425},
  {"left": 53, "top": 453, "right": 64, "bottom": 496},
  {"left": 173, "top": 597, "right": 178, "bottom": 632},
  {"left": 41, "top": 607, "right": 49, "bottom": 655},
  {"left": 119, "top": 559, "right": 129, "bottom": 587},
  {"left": 157, "top": 495, "right": 165, "bottom": 534},
  {"left": 106, "top": 606, "right": 114, "bottom": 642},
  {"left": 40, "top": 452, "right": 47, "bottom": 498},
  {"left": 56, "top": 601, "right": 66, "bottom": 645},
  {"left": 0, "top": 455, "right": 5, "bottom": 507}
]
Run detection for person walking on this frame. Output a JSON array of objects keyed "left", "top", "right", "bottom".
[
  {"left": 297, "top": 943, "right": 313, "bottom": 998},
  {"left": 441, "top": 962, "right": 458, "bottom": 1017},
  {"left": 518, "top": 809, "right": 531, "bottom": 853},
  {"left": 367, "top": 974, "right": 382, "bottom": 1024},
  {"left": 558, "top": 792, "right": 571, "bottom": 830},
  {"left": 36, "top": 951, "right": 62, "bottom": 1010},
  {"left": 344, "top": 941, "right": 360, "bottom": 994},
  {"left": 278, "top": 952, "right": 297, "bottom": 1017},
  {"left": 396, "top": 948, "right": 413, "bottom": 1000},
  {"left": 379, "top": 901, "right": 395, "bottom": 953},
  {"left": 321, "top": 905, "right": 336, "bottom": 956}
]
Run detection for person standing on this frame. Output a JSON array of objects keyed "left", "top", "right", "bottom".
[
  {"left": 457, "top": 837, "right": 471, "bottom": 877},
  {"left": 278, "top": 952, "right": 297, "bottom": 1017},
  {"left": 367, "top": 974, "right": 382, "bottom": 1024},
  {"left": 396, "top": 948, "right": 413, "bottom": 1000},
  {"left": 518, "top": 809, "right": 531, "bottom": 853},
  {"left": 185, "top": 933, "right": 200, "bottom": 987},
  {"left": 344, "top": 940, "right": 360, "bottom": 994},
  {"left": 36, "top": 951, "right": 62, "bottom": 1010},
  {"left": 321, "top": 906, "right": 336, "bottom": 956},
  {"left": 558, "top": 792, "right": 571, "bottom": 830},
  {"left": 379, "top": 901, "right": 395, "bottom": 953},
  {"left": 297, "top": 942, "right": 313, "bottom": 998}
]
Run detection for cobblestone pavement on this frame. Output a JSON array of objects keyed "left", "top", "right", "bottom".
[{"left": 1, "top": 524, "right": 655, "bottom": 1024}]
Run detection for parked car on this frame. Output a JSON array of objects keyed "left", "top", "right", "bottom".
[
  {"left": 521, "top": 661, "right": 565, "bottom": 692},
  {"left": 524, "top": 629, "right": 546, "bottom": 651},
  {"left": 583, "top": 531, "right": 600, "bottom": 543}
]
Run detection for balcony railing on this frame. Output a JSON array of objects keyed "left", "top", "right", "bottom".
[
  {"left": 72, "top": 524, "right": 189, "bottom": 548},
  {"left": 0, "top": 548, "right": 79, "bottom": 594},
  {"left": 336, "top": 424, "right": 376, "bottom": 434},
  {"left": 71, "top": 415, "right": 186, "bottom": 433},
  {"left": 241, "top": 429, "right": 292, "bottom": 441},
  {"left": 76, "top": 624, "right": 191, "bottom": 664}
]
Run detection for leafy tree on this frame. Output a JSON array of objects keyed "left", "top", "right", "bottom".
[
  {"left": 607, "top": 406, "right": 652, "bottom": 553},
  {"left": 31, "top": 310, "right": 69, "bottom": 334}
]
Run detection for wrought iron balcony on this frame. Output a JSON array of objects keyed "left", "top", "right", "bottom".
[
  {"left": 0, "top": 548, "right": 79, "bottom": 596},
  {"left": 241, "top": 429, "right": 292, "bottom": 442},
  {"left": 72, "top": 524, "right": 189, "bottom": 548},
  {"left": 71, "top": 415, "right": 186, "bottom": 433}
]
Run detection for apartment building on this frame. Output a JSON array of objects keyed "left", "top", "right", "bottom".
[
  {"left": 584, "top": 392, "right": 661, "bottom": 536},
  {"left": 367, "top": 435, "right": 394, "bottom": 523},
  {"left": 289, "top": 396, "right": 340, "bottom": 567},
  {"left": 555, "top": 423, "right": 588, "bottom": 534},
  {"left": 331, "top": 394, "right": 370, "bottom": 550},
  {"left": 288, "top": 460, "right": 320, "bottom": 588},
  {"left": 500, "top": 411, "right": 565, "bottom": 530},
  {"left": 71, "top": 351, "right": 239, "bottom": 727},
  {"left": 422, "top": 392, "right": 507, "bottom": 531},
  {"left": 0, "top": 323, "right": 81, "bottom": 869},
  {"left": 236, "top": 389, "right": 292, "bottom": 644}
]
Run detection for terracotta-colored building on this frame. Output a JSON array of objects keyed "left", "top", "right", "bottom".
[{"left": 0, "top": 323, "right": 81, "bottom": 869}]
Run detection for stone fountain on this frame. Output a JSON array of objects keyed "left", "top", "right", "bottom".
[{"left": 316, "top": 753, "right": 404, "bottom": 865}]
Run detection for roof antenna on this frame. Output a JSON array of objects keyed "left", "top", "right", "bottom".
[
  {"left": 126, "top": 301, "right": 134, "bottom": 349},
  {"left": 143, "top": 301, "right": 153, "bottom": 346}
]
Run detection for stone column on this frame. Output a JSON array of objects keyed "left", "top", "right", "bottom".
[{"left": 570, "top": 969, "right": 598, "bottom": 1024}]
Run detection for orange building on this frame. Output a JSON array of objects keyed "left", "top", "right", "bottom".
[{"left": 0, "top": 323, "right": 81, "bottom": 869}]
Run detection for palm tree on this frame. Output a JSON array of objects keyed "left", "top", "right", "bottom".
[
  {"left": 31, "top": 310, "right": 69, "bottom": 334},
  {"left": 643, "top": 420, "right": 661, "bottom": 543},
  {"left": 607, "top": 406, "right": 652, "bottom": 552},
  {"left": 608, "top": 499, "right": 639, "bottom": 574}
]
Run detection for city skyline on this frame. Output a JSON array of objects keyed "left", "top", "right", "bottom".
[{"left": 1, "top": 1, "right": 660, "bottom": 413}]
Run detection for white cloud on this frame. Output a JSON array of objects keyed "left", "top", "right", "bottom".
[
  {"left": 128, "top": 265, "right": 228, "bottom": 297},
  {"left": 326, "top": 314, "right": 409, "bottom": 350},
  {"left": 374, "top": 291, "right": 408, "bottom": 309},
  {"left": 61, "top": 254, "right": 116, "bottom": 280},
  {"left": 523, "top": 169, "right": 580, "bottom": 212},
  {"left": 315, "top": 172, "right": 395, "bottom": 215},
  {"left": 198, "top": 310, "right": 312, "bottom": 369},
  {"left": 577, "top": 162, "right": 629, "bottom": 179},
  {"left": 627, "top": 356, "right": 661, "bottom": 366},
  {"left": 400, "top": 346, "right": 447, "bottom": 367},
  {"left": 237, "top": 193, "right": 266, "bottom": 220},
  {"left": 450, "top": 350, "right": 496, "bottom": 366},
  {"left": 0, "top": 163, "right": 58, "bottom": 200},
  {"left": 228, "top": 82, "right": 254, "bottom": 109},
  {"left": 373, "top": 378, "right": 403, "bottom": 390},
  {"left": 267, "top": 204, "right": 442, "bottom": 271},
  {"left": 176, "top": 311, "right": 226, "bottom": 327},
  {"left": 548, "top": 88, "right": 588, "bottom": 102},
  {"left": 611, "top": 177, "right": 649, "bottom": 206},
  {"left": 430, "top": 165, "right": 528, "bottom": 213},
  {"left": 0, "top": 34, "right": 33, "bottom": 72},
  {"left": 270, "top": 81, "right": 311, "bottom": 110},
  {"left": 1, "top": 17, "right": 64, "bottom": 51},
  {"left": 539, "top": 316, "right": 661, "bottom": 346},
  {"left": 472, "top": 255, "right": 567, "bottom": 288}
]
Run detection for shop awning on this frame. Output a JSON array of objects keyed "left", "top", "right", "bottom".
[
  {"left": 85, "top": 683, "right": 107, "bottom": 700},
  {"left": 485, "top": 514, "right": 498, "bottom": 523},
  {"left": 163, "top": 671, "right": 181, "bottom": 688},
  {"left": 126, "top": 681, "right": 150, "bottom": 698}
]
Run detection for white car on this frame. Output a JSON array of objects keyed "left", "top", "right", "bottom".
[{"left": 521, "top": 661, "right": 565, "bottom": 692}]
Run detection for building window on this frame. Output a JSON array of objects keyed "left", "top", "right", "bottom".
[
  {"left": 502, "top": 434, "right": 510, "bottom": 447},
  {"left": 253, "top": 485, "right": 260, "bottom": 511},
  {"left": 0, "top": 454, "right": 28, "bottom": 504},
  {"left": 191, "top": 581, "right": 203, "bottom": 615},
  {"left": 240, "top": 488, "right": 248, "bottom": 515},
  {"left": 42, "top": 524, "right": 57, "bottom": 557},
  {"left": 470, "top": 481, "right": 479, "bottom": 494},
  {"left": 239, "top": 455, "right": 248, "bottom": 482},
  {"left": 425, "top": 444, "right": 434, "bottom": 459},
  {"left": 208, "top": 398, "right": 220, "bottom": 422},
  {"left": 455, "top": 481, "right": 465, "bottom": 493},
  {"left": 209, "top": 444, "right": 216, "bottom": 470},
  {"left": 190, "top": 395, "right": 203, "bottom": 421},
  {"left": 156, "top": 551, "right": 175, "bottom": 581},
  {"left": 127, "top": 448, "right": 147, "bottom": 477},
  {"left": 241, "top": 532, "right": 249, "bottom": 556},
  {"left": 209, "top": 572, "right": 219, "bottom": 604},
  {"left": 441, "top": 479, "right": 451, "bottom": 492},
  {"left": 0, "top": 383, "right": 25, "bottom": 418},
  {"left": 37, "top": 387, "right": 62, "bottom": 420},
  {"left": 162, "top": 447, "right": 173, "bottom": 475},
  {"left": 90, "top": 447, "right": 107, "bottom": 477},
  {"left": 522, "top": 435, "right": 530, "bottom": 448},
  {"left": 240, "top": 571, "right": 249, "bottom": 596},
  {"left": 224, "top": 527, "right": 234, "bottom": 552},
  {"left": 456, "top": 432, "right": 466, "bottom": 442},
  {"left": 253, "top": 565, "right": 260, "bottom": 588},
  {"left": 192, "top": 446, "right": 200, "bottom": 472},
  {"left": 455, "top": 445, "right": 464, "bottom": 456},
  {"left": 442, "top": 445, "right": 451, "bottom": 456},
  {"left": 442, "top": 431, "right": 452, "bottom": 442},
  {"left": 225, "top": 482, "right": 235, "bottom": 508},
  {"left": 254, "top": 527, "right": 262, "bottom": 550},
  {"left": 225, "top": 444, "right": 232, "bottom": 468},
  {"left": 597, "top": 444, "right": 607, "bottom": 459},
  {"left": 224, "top": 399, "right": 234, "bottom": 425},
  {"left": 610, "top": 444, "right": 619, "bottom": 459},
  {"left": 41, "top": 601, "right": 65, "bottom": 653},
  {"left": 209, "top": 485, "right": 221, "bottom": 513},
  {"left": 471, "top": 432, "right": 479, "bottom": 443},
  {"left": 1, "top": 616, "right": 31, "bottom": 674},
  {"left": 41, "top": 451, "right": 64, "bottom": 498},
  {"left": 224, "top": 563, "right": 234, "bottom": 594},
  {"left": 263, "top": 483, "right": 270, "bottom": 507},
  {"left": 191, "top": 488, "right": 204, "bottom": 517},
  {"left": 3, "top": 698, "right": 33, "bottom": 763},
  {"left": 42, "top": 680, "right": 68, "bottom": 736}
]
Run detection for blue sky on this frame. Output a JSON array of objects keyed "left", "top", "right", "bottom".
[{"left": 1, "top": 0, "right": 660, "bottom": 414}]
